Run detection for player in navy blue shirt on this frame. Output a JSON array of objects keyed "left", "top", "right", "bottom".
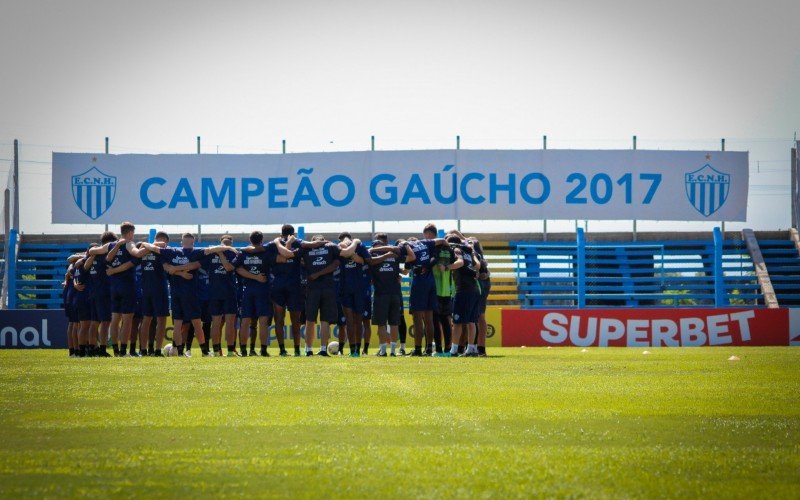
[
  {"left": 232, "top": 231, "right": 280, "bottom": 357},
  {"left": 445, "top": 235, "right": 482, "bottom": 357},
  {"left": 203, "top": 234, "right": 239, "bottom": 357},
  {"left": 84, "top": 231, "right": 116, "bottom": 356},
  {"left": 142, "top": 233, "right": 236, "bottom": 356},
  {"left": 88, "top": 222, "right": 149, "bottom": 356},
  {"left": 367, "top": 234, "right": 415, "bottom": 356},
  {"left": 337, "top": 231, "right": 376, "bottom": 357},
  {"left": 289, "top": 235, "right": 358, "bottom": 356},
  {"left": 270, "top": 225, "right": 306, "bottom": 357},
  {"left": 138, "top": 231, "right": 170, "bottom": 356},
  {"left": 371, "top": 223, "right": 445, "bottom": 356}
]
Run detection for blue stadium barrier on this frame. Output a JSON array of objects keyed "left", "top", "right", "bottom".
[{"left": 512, "top": 228, "right": 772, "bottom": 309}]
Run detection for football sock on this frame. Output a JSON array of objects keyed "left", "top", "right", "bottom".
[
  {"left": 120, "top": 343, "right": 127, "bottom": 354},
  {"left": 261, "top": 345, "right": 268, "bottom": 356},
  {"left": 379, "top": 343, "right": 386, "bottom": 355},
  {"left": 177, "top": 344, "right": 185, "bottom": 356},
  {"left": 213, "top": 343, "right": 222, "bottom": 353},
  {"left": 200, "top": 343, "right": 209, "bottom": 356},
  {"left": 450, "top": 344, "right": 459, "bottom": 355},
  {"left": 478, "top": 346, "right": 486, "bottom": 355},
  {"left": 390, "top": 342, "right": 397, "bottom": 354},
  {"left": 363, "top": 343, "right": 369, "bottom": 354}
]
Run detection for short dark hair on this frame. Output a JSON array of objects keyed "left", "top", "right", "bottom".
[
  {"left": 281, "top": 224, "right": 295, "bottom": 238},
  {"left": 423, "top": 223, "right": 437, "bottom": 236},
  {"left": 182, "top": 232, "right": 195, "bottom": 240},
  {"left": 374, "top": 232, "right": 388, "bottom": 244},
  {"left": 100, "top": 231, "right": 117, "bottom": 244},
  {"left": 155, "top": 231, "right": 169, "bottom": 242},
  {"left": 312, "top": 234, "right": 325, "bottom": 242},
  {"left": 250, "top": 231, "right": 263, "bottom": 245},
  {"left": 338, "top": 231, "right": 352, "bottom": 241},
  {"left": 120, "top": 221, "right": 135, "bottom": 235},
  {"left": 446, "top": 235, "right": 461, "bottom": 245},
  {"left": 220, "top": 234, "right": 233, "bottom": 244},
  {"left": 87, "top": 243, "right": 99, "bottom": 252}
]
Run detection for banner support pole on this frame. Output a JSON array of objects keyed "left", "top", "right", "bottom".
[
  {"left": 12, "top": 139, "right": 19, "bottom": 231},
  {"left": 282, "top": 139, "right": 286, "bottom": 154},
  {"left": 196, "top": 136, "right": 201, "bottom": 242},
  {"left": 543, "top": 135, "right": 547, "bottom": 241},
  {"left": 632, "top": 135, "right": 637, "bottom": 242},
  {"left": 456, "top": 135, "right": 461, "bottom": 232},
  {"left": 721, "top": 138, "right": 726, "bottom": 235},
  {"left": 371, "top": 136, "right": 375, "bottom": 236},
  {"left": 104, "top": 137, "right": 109, "bottom": 232}
]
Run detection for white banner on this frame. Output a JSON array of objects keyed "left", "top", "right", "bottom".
[{"left": 52, "top": 149, "right": 749, "bottom": 224}]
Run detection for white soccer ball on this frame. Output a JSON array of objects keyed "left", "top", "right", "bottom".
[
  {"left": 163, "top": 343, "right": 174, "bottom": 356},
  {"left": 327, "top": 341, "right": 339, "bottom": 355}
]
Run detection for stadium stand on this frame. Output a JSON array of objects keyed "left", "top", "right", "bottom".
[{"left": 6, "top": 229, "right": 799, "bottom": 310}]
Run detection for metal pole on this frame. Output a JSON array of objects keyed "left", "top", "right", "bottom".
[
  {"left": 104, "top": 137, "right": 109, "bottom": 232},
  {"left": 721, "top": 138, "right": 726, "bottom": 235},
  {"left": 12, "top": 139, "right": 19, "bottom": 230},
  {"left": 196, "top": 136, "right": 201, "bottom": 241},
  {"left": 282, "top": 139, "right": 286, "bottom": 154},
  {"left": 632, "top": 135, "right": 637, "bottom": 242},
  {"left": 543, "top": 135, "right": 547, "bottom": 241},
  {"left": 371, "top": 136, "right": 375, "bottom": 236},
  {"left": 456, "top": 136, "right": 461, "bottom": 231}
]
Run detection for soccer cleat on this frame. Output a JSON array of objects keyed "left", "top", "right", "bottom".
[
  {"left": 120, "top": 353, "right": 130, "bottom": 358},
  {"left": 279, "top": 349, "right": 288, "bottom": 357},
  {"left": 152, "top": 351, "right": 164, "bottom": 357},
  {"left": 390, "top": 352, "right": 396, "bottom": 357},
  {"left": 227, "top": 351, "right": 240, "bottom": 357},
  {"left": 398, "top": 348, "right": 407, "bottom": 356},
  {"left": 316, "top": 350, "right": 330, "bottom": 357},
  {"left": 130, "top": 352, "right": 142, "bottom": 358},
  {"left": 459, "top": 351, "right": 478, "bottom": 357},
  {"left": 249, "top": 349, "right": 258, "bottom": 357},
  {"left": 349, "top": 351, "right": 360, "bottom": 358},
  {"left": 408, "top": 350, "right": 425, "bottom": 357},
  {"left": 183, "top": 350, "right": 192, "bottom": 358},
  {"left": 261, "top": 351, "right": 270, "bottom": 357},
  {"left": 306, "top": 351, "right": 314, "bottom": 357},
  {"left": 376, "top": 352, "right": 388, "bottom": 357}
]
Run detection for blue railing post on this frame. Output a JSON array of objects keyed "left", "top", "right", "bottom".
[
  {"left": 148, "top": 228, "right": 156, "bottom": 244},
  {"left": 297, "top": 226, "right": 305, "bottom": 241},
  {"left": 7, "top": 228, "right": 17, "bottom": 309},
  {"left": 576, "top": 228, "right": 586, "bottom": 308},
  {"left": 713, "top": 226, "right": 726, "bottom": 306}
]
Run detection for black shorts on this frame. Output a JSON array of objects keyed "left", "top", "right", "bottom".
[
  {"left": 372, "top": 293, "right": 402, "bottom": 327},
  {"left": 110, "top": 286, "right": 137, "bottom": 314},
  {"left": 437, "top": 296, "right": 452, "bottom": 316},
  {"left": 477, "top": 279, "right": 491, "bottom": 315},
  {"left": 306, "top": 287, "right": 338, "bottom": 324},
  {"left": 452, "top": 288, "right": 481, "bottom": 325}
]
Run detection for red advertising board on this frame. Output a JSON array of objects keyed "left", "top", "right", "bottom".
[{"left": 502, "top": 308, "right": 791, "bottom": 347}]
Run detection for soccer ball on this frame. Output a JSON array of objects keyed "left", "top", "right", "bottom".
[
  {"left": 327, "top": 341, "right": 339, "bottom": 355},
  {"left": 163, "top": 343, "right": 174, "bottom": 356}
]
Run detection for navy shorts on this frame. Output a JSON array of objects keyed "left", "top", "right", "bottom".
[
  {"left": 306, "top": 287, "right": 338, "bottom": 324},
  {"left": 409, "top": 275, "right": 438, "bottom": 313},
  {"left": 134, "top": 297, "right": 143, "bottom": 319},
  {"left": 270, "top": 281, "right": 305, "bottom": 312},
  {"left": 477, "top": 279, "right": 491, "bottom": 315},
  {"left": 452, "top": 288, "right": 481, "bottom": 325},
  {"left": 209, "top": 289, "right": 238, "bottom": 316},
  {"left": 362, "top": 289, "right": 372, "bottom": 320},
  {"left": 92, "top": 290, "right": 111, "bottom": 322},
  {"left": 200, "top": 300, "right": 211, "bottom": 324},
  {"left": 340, "top": 287, "right": 368, "bottom": 316},
  {"left": 142, "top": 289, "right": 170, "bottom": 317},
  {"left": 372, "top": 293, "right": 402, "bottom": 327},
  {"left": 73, "top": 296, "right": 93, "bottom": 322},
  {"left": 110, "top": 285, "right": 137, "bottom": 314},
  {"left": 241, "top": 286, "right": 272, "bottom": 318},
  {"left": 172, "top": 292, "right": 201, "bottom": 322}
]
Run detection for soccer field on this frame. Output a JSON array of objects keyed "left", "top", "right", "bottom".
[{"left": 1, "top": 348, "right": 798, "bottom": 498}]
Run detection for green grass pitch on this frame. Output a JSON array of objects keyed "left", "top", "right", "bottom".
[{"left": 0, "top": 347, "right": 798, "bottom": 498}]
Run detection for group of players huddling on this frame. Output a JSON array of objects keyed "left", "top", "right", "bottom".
[{"left": 62, "top": 222, "right": 492, "bottom": 358}]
